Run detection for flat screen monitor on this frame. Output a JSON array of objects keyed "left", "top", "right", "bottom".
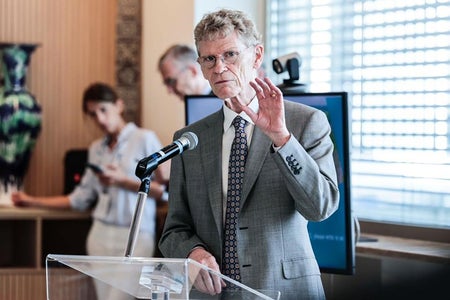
[{"left": 184, "top": 92, "right": 354, "bottom": 275}]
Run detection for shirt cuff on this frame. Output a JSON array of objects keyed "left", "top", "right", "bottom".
[{"left": 272, "top": 133, "right": 292, "bottom": 152}]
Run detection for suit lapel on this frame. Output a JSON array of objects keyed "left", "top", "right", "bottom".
[
  {"left": 200, "top": 111, "right": 224, "bottom": 236},
  {"left": 241, "top": 126, "right": 271, "bottom": 206},
  {"left": 199, "top": 114, "right": 271, "bottom": 232}
]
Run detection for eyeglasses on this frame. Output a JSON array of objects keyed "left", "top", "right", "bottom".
[
  {"left": 163, "top": 67, "right": 187, "bottom": 88},
  {"left": 197, "top": 46, "right": 253, "bottom": 69}
]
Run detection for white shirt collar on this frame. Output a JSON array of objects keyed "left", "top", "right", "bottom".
[{"left": 222, "top": 97, "right": 259, "bottom": 132}]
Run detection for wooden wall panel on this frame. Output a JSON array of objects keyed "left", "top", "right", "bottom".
[
  {"left": 0, "top": 270, "right": 96, "bottom": 300},
  {"left": 0, "top": 271, "right": 47, "bottom": 300},
  {"left": 0, "top": 0, "right": 117, "bottom": 196}
]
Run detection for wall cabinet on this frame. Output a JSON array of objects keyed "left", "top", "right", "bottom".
[{"left": 0, "top": 207, "right": 92, "bottom": 300}]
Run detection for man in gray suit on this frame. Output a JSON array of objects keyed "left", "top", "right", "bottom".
[{"left": 159, "top": 9, "right": 339, "bottom": 300}]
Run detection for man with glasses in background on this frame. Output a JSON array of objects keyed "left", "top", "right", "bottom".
[
  {"left": 159, "top": 9, "right": 339, "bottom": 300},
  {"left": 158, "top": 44, "right": 211, "bottom": 101}
]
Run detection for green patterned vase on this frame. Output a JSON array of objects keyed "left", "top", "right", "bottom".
[{"left": 0, "top": 43, "right": 42, "bottom": 197}]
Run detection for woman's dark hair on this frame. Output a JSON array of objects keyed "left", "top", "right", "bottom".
[{"left": 82, "top": 82, "right": 118, "bottom": 113}]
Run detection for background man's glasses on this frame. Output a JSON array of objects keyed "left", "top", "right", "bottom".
[{"left": 197, "top": 46, "right": 253, "bottom": 69}]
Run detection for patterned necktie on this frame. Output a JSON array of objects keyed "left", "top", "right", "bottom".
[{"left": 222, "top": 116, "right": 248, "bottom": 282}]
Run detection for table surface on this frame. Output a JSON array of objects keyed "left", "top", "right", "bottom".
[
  {"left": 0, "top": 206, "right": 91, "bottom": 219},
  {"left": 357, "top": 233, "right": 450, "bottom": 264}
]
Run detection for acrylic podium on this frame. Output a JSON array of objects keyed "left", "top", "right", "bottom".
[
  {"left": 45, "top": 149, "right": 280, "bottom": 299},
  {"left": 46, "top": 254, "right": 281, "bottom": 299}
]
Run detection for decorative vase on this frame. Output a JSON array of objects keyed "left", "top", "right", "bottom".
[{"left": 0, "top": 42, "right": 42, "bottom": 205}]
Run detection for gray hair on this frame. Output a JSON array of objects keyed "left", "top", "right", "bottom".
[
  {"left": 158, "top": 44, "right": 198, "bottom": 70},
  {"left": 194, "top": 9, "right": 262, "bottom": 50}
]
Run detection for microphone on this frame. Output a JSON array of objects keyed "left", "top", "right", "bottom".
[{"left": 135, "top": 131, "right": 198, "bottom": 178}]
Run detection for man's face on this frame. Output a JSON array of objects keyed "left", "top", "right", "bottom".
[
  {"left": 160, "top": 60, "right": 193, "bottom": 101},
  {"left": 197, "top": 31, "right": 263, "bottom": 101}
]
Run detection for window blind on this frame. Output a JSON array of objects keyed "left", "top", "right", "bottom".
[{"left": 268, "top": 0, "right": 450, "bottom": 228}]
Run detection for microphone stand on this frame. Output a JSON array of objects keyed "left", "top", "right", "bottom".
[
  {"left": 124, "top": 132, "right": 197, "bottom": 257},
  {"left": 124, "top": 160, "right": 155, "bottom": 257}
]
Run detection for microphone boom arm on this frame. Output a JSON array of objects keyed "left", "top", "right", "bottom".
[{"left": 125, "top": 176, "right": 151, "bottom": 257}]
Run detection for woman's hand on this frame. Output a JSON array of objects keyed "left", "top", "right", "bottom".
[
  {"left": 98, "top": 164, "right": 140, "bottom": 192},
  {"left": 11, "top": 191, "right": 35, "bottom": 207}
]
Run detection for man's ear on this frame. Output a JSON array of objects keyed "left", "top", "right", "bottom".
[{"left": 253, "top": 44, "right": 265, "bottom": 69}]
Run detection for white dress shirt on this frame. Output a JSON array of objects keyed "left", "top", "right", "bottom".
[{"left": 69, "top": 122, "right": 162, "bottom": 233}]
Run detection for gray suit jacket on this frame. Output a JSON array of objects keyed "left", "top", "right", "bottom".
[{"left": 159, "top": 100, "right": 339, "bottom": 299}]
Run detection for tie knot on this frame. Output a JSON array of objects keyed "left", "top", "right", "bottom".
[{"left": 232, "top": 116, "right": 247, "bottom": 132}]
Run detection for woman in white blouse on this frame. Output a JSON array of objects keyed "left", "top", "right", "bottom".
[{"left": 12, "top": 82, "right": 170, "bottom": 300}]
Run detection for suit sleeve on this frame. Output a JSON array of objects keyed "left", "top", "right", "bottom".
[{"left": 272, "top": 107, "right": 340, "bottom": 221}]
